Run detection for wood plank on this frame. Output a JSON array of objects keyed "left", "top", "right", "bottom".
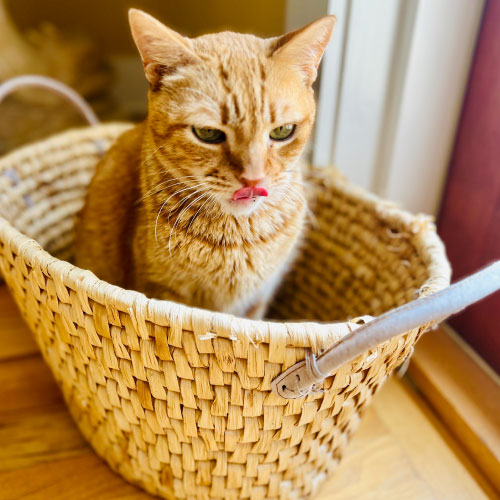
[
  {"left": 0, "top": 404, "right": 88, "bottom": 471},
  {"left": 0, "top": 355, "right": 62, "bottom": 414},
  {"left": 0, "top": 453, "right": 150, "bottom": 500},
  {"left": 0, "top": 354, "right": 89, "bottom": 471},
  {"left": 0, "top": 286, "right": 38, "bottom": 361},
  {"left": 317, "top": 402, "right": 438, "bottom": 500},
  {"left": 408, "top": 326, "right": 500, "bottom": 495},
  {"left": 374, "top": 377, "right": 495, "bottom": 499},
  {"left": 318, "top": 377, "right": 495, "bottom": 500}
]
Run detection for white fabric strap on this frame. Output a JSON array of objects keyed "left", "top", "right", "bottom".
[{"left": 272, "top": 260, "right": 500, "bottom": 399}]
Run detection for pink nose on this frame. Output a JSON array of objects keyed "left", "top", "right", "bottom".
[{"left": 241, "top": 177, "right": 265, "bottom": 188}]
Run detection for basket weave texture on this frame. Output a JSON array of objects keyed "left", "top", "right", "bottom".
[{"left": 0, "top": 123, "right": 450, "bottom": 500}]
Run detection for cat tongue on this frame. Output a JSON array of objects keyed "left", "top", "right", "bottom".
[{"left": 232, "top": 186, "right": 268, "bottom": 201}]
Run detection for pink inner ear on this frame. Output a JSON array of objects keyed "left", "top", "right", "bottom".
[{"left": 232, "top": 186, "right": 268, "bottom": 201}]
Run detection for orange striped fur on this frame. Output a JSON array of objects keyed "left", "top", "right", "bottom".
[{"left": 75, "top": 9, "right": 334, "bottom": 317}]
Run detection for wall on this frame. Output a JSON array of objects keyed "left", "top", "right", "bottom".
[{"left": 7, "top": 0, "right": 287, "bottom": 54}]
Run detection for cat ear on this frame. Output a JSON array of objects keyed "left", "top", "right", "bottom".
[
  {"left": 271, "top": 16, "right": 335, "bottom": 85},
  {"left": 129, "top": 9, "right": 199, "bottom": 87}
]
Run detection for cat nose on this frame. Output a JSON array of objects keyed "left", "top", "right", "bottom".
[{"left": 241, "top": 176, "right": 265, "bottom": 187}]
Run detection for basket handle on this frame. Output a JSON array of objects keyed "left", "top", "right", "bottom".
[
  {"left": 0, "top": 75, "right": 99, "bottom": 125},
  {"left": 271, "top": 260, "right": 500, "bottom": 399}
]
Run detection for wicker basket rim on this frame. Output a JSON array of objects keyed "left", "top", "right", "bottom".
[{"left": 0, "top": 123, "right": 451, "bottom": 349}]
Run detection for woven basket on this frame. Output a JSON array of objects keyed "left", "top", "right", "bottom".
[{"left": 0, "top": 123, "right": 451, "bottom": 500}]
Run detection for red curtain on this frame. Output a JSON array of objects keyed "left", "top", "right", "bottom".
[{"left": 438, "top": 0, "right": 500, "bottom": 373}]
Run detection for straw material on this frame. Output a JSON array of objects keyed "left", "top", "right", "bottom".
[{"left": 0, "top": 123, "right": 450, "bottom": 500}]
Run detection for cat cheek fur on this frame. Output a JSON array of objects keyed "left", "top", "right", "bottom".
[{"left": 75, "top": 9, "right": 334, "bottom": 317}]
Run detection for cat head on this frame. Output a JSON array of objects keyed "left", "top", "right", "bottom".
[{"left": 130, "top": 9, "right": 334, "bottom": 216}]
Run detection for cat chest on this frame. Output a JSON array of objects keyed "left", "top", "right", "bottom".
[{"left": 187, "top": 232, "right": 292, "bottom": 282}]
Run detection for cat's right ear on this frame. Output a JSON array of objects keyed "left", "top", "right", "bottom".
[
  {"left": 270, "top": 16, "right": 335, "bottom": 86},
  {"left": 129, "top": 9, "right": 199, "bottom": 88}
]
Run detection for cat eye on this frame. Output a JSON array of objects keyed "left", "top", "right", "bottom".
[
  {"left": 192, "top": 127, "right": 226, "bottom": 144},
  {"left": 269, "top": 124, "right": 295, "bottom": 141}
]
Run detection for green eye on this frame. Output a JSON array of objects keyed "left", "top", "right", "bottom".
[
  {"left": 192, "top": 127, "right": 226, "bottom": 144},
  {"left": 270, "top": 124, "right": 295, "bottom": 141}
]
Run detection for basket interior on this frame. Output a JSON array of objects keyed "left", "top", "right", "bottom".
[{"left": 0, "top": 125, "right": 435, "bottom": 323}]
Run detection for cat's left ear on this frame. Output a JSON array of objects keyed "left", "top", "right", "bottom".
[
  {"left": 129, "top": 9, "right": 199, "bottom": 87},
  {"left": 271, "top": 16, "right": 335, "bottom": 85}
]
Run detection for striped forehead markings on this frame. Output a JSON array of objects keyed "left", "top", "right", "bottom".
[
  {"left": 216, "top": 57, "right": 272, "bottom": 126},
  {"left": 232, "top": 94, "right": 241, "bottom": 119},
  {"left": 258, "top": 59, "right": 268, "bottom": 118}
]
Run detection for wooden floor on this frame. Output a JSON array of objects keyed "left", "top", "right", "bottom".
[{"left": 0, "top": 285, "right": 496, "bottom": 500}]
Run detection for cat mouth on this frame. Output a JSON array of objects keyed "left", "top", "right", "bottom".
[{"left": 232, "top": 186, "right": 268, "bottom": 202}]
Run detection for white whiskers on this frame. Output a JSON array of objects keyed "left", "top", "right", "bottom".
[
  {"left": 186, "top": 194, "right": 216, "bottom": 234},
  {"left": 168, "top": 192, "right": 210, "bottom": 255},
  {"left": 167, "top": 186, "right": 208, "bottom": 223},
  {"left": 154, "top": 183, "right": 207, "bottom": 244},
  {"left": 140, "top": 175, "right": 201, "bottom": 202}
]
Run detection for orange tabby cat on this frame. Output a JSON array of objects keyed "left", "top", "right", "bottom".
[{"left": 75, "top": 9, "right": 334, "bottom": 318}]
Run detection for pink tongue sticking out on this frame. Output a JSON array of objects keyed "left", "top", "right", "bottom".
[{"left": 232, "top": 186, "right": 268, "bottom": 201}]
